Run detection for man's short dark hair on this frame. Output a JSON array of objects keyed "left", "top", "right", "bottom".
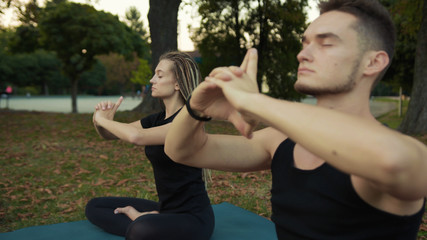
[{"left": 319, "top": 0, "right": 396, "bottom": 84}]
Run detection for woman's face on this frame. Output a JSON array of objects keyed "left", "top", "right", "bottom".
[{"left": 150, "top": 59, "right": 180, "bottom": 99}]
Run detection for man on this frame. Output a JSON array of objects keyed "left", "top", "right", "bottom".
[{"left": 165, "top": 0, "right": 427, "bottom": 239}]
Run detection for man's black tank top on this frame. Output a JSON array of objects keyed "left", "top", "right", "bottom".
[{"left": 271, "top": 138, "right": 424, "bottom": 239}]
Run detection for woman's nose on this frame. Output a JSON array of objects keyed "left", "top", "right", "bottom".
[{"left": 149, "top": 76, "right": 155, "bottom": 84}]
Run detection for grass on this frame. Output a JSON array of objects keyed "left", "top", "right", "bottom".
[
  {"left": 374, "top": 96, "right": 410, "bottom": 129},
  {"left": 0, "top": 110, "right": 271, "bottom": 233},
  {"left": 0, "top": 98, "right": 426, "bottom": 238}
]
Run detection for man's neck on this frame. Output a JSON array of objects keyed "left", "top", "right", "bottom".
[{"left": 315, "top": 90, "right": 375, "bottom": 120}]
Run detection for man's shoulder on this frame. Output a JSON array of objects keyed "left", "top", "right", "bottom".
[{"left": 254, "top": 127, "right": 287, "bottom": 156}]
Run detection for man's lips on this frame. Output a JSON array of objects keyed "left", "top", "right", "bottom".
[{"left": 298, "top": 67, "right": 314, "bottom": 74}]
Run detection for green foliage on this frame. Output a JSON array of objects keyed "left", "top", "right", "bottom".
[
  {"left": 0, "top": 50, "right": 66, "bottom": 94},
  {"left": 381, "top": 0, "right": 423, "bottom": 94},
  {"left": 16, "top": 0, "right": 41, "bottom": 27},
  {"left": 8, "top": 25, "right": 41, "bottom": 53},
  {"left": 4, "top": 0, "right": 42, "bottom": 53},
  {"left": 0, "top": 52, "right": 13, "bottom": 84},
  {"left": 97, "top": 53, "right": 140, "bottom": 95},
  {"left": 130, "top": 58, "right": 152, "bottom": 86},
  {"left": 125, "top": 6, "right": 147, "bottom": 38},
  {"left": 192, "top": 0, "right": 307, "bottom": 100},
  {"left": 1, "top": 0, "right": 151, "bottom": 99},
  {"left": 37, "top": 0, "right": 148, "bottom": 112},
  {"left": 78, "top": 60, "right": 107, "bottom": 95},
  {"left": 39, "top": 1, "right": 136, "bottom": 77},
  {"left": 124, "top": 6, "right": 151, "bottom": 63}
]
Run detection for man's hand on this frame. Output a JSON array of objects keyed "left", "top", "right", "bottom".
[{"left": 205, "top": 48, "right": 260, "bottom": 138}]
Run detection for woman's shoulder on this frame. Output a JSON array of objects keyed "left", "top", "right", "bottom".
[{"left": 141, "top": 111, "right": 166, "bottom": 128}]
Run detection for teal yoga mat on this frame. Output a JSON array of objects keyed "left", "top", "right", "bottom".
[{"left": 0, "top": 202, "right": 277, "bottom": 240}]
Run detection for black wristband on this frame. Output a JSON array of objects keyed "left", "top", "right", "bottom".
[{"left": 186, "top": 95, "right": 212, "bottom": 121}]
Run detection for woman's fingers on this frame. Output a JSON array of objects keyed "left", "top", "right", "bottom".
[{"left": 112, "top": 96, "right": 123, "bottom": 112}]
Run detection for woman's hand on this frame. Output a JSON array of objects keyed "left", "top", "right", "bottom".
[{"left": 93, "top": 96, "right": 123, "bottom": 124}]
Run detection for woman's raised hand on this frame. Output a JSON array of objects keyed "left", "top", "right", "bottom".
[{"left": 93, "top": 96, "right": 124, "bottom": 124}]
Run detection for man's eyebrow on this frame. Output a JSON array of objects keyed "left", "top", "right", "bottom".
[
  {"left": 301, "top": 32, "right": 342, "bottom": 43},
  {"left": 316, "top": 32, "right": 342, "bottom": 41}
]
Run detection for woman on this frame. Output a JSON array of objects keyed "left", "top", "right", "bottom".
[{"left": 85, "top": 51, "right": 214, "bottom": 240}]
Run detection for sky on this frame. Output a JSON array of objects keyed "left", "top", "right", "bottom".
[{"left": 1, "top": 0, "right": 319, "bottom": 51}]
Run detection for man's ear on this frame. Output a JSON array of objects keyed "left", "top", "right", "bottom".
[
  {"left": 175, "top": 82, "right": 180, "bottom": 91},
  {"left": 363, "top": 50, "right": 389, "bottom": 77}
]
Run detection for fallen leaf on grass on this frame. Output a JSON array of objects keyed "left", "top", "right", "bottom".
[
  {"left": 62, "top": 207, "right": 75, "bottom": 213},
  {"left": 93, "top": 178, "right": 114, "bottom": 186},
  {"left": 74, "top": 167, "right": 91, "bottom": 176},
  {"left": 116, "top": 179, "right": 130, "bottom": 186},
  {"left": 17, "top": 212, "right": 34, "bottom": 219}
]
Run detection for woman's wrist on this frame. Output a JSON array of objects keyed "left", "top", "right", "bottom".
[{"left": 186, "top": 95, "right": 211, "bottom": 122}]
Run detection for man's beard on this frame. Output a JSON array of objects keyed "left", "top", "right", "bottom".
[{"left": 295, "top": 60, "right": 360, "bottom": 96}]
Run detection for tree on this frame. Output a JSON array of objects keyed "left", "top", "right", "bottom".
[
  {"left": 132, "top": 0, "right": 181, "bottom": 113},
  {"left": 192, "top": 0, "right": 307, "bottom": 100},
  {"left": 16, "top": 0, "right": 40, "bottom": 26},
  {"left": 1, "top": 50, "right": 64, "bottom": 94},
  {"left": 0, "top": 0, "right": 13, "bottom": 14},
  {"left": 193, "top": 0, "right": 248, "bottom": 77},
  {"left": 125, "top": 6, "right": 147, "bottom": 37},
  {"left": 124, "top": 6, "right": 151, "bottom": 62},
  {"left": 130, "top": 58, "right": 152, "bottom": 90},
  {"left": 38, "top": 1, "right": 144, "bottom": 113},
  {"left": 8, "top": 25, "right": 41, "bottom": 53},
  {"left": 97, "top": 52, "right": 140, "bottom": 95},
  {"left": 381, "top": 0, "right": 423, "bottom": 94},
  {"left": 79, "top": 60, "right": 106, "bottom": 95},
  {"left": 398, "top": 0, "right": 427, "bottom": 134},
  {"left": 0, "top": 30, "right": 13, "bottom": 84}
]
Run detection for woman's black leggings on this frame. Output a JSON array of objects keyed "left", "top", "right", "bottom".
[{"left": 85, "top": 197, "right": 215, "bottom": 240}]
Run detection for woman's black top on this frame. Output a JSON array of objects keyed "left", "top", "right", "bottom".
[{"left": 141, "top": 110, "right": 211, "bottom": 213}]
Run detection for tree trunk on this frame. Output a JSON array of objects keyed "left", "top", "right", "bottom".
[
  {"left": 256, "top": 0, "right": 268, "bottom": 91},
  {"left": 398, "top": 0, "right": 427, "bottom": 135},
  {"left": 132, "top": 0, "right": 181, "bottom": 114},
  {"left": 71, "top": 77, "right": 78, "bottom": 113}
]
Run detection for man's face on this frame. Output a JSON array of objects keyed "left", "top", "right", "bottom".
[{"left": 295, "top": 11, "right": 363, "bottom": 96}]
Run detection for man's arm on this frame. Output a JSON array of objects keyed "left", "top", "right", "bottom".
[
  {"left": 209, "top": 77, "right": 427, "bottom": 200},
  {"left": 164, "top": 102, "right": 281, "bottom": 172},
  {"left": 165, "top": 48, "right": 279, "bottom": 172}
]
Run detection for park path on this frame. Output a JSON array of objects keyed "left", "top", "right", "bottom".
[
  {"left": 0, "top": 95, "right": 142, "bottom": 113},
  {"left": 0, "top": 95, "right": 396, "bottom": 117}
]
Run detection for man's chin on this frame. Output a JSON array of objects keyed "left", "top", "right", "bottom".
[{"left": 294, "top": 84, "right": 317, "bottom": 96}]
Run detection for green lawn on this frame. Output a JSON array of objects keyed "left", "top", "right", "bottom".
[{"left": 0, "top": 99, "right": 426, "bottom": 238}]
